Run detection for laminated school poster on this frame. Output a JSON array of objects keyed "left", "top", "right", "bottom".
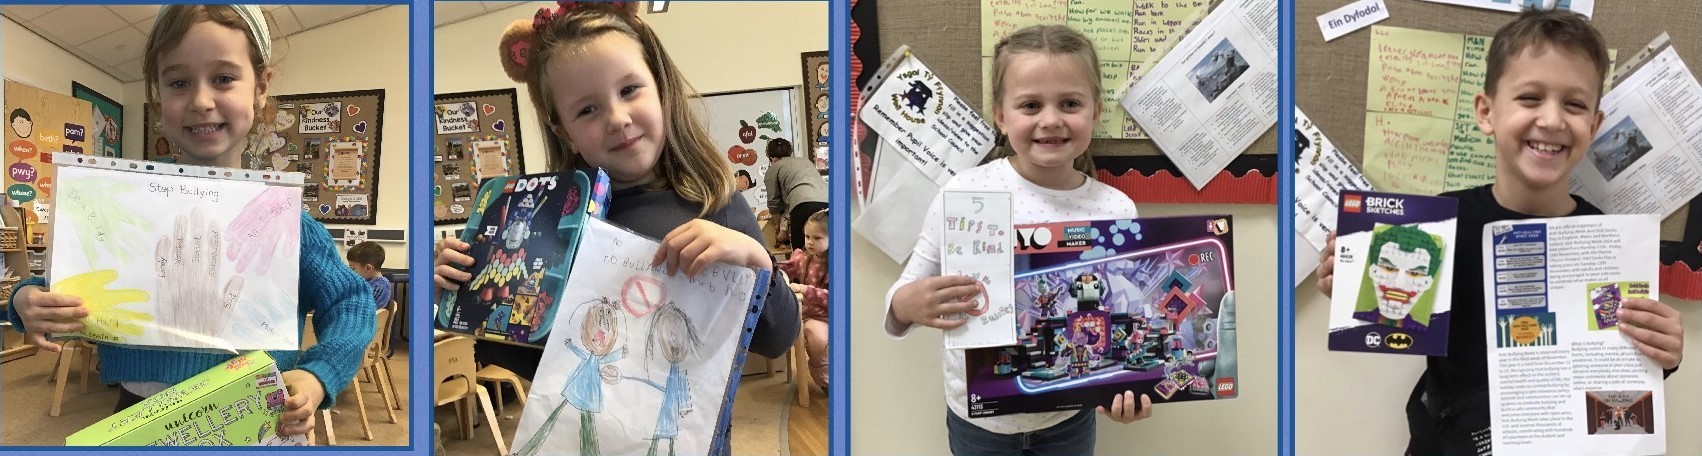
[
  {"left": 1483, "top": 214, "right": 1664, "bottom": 455},
  {"left": 435, "top": 170, "right": 611, "bottom": 347},
  {"left": 509, "top": 218, "right": 768, "bottom": 456},
  {"left": 1328, "top": 190, "right": 1458, "bottom": 355},
  {"left": 965, "top": 216, "right": 1237, "bottom": 417},
  {"left": 49, "top": 156, "right": 302, "bottom": 351},
  {"left": 940, "top": 191, "right": 1016, "bottom": 349}
]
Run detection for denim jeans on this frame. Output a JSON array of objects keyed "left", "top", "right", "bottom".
[{"left": 946, "top": 409, "right": 1095, "bottom": 456}]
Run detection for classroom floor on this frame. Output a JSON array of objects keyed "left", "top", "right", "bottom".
[
  {"left": 437, "top": 358, "right": 829, "bottom": 456},
  {"left": 0, "top": 343, "right": 413, "bottom": 447}
]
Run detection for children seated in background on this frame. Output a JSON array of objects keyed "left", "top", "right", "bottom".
[
  {"left": 347, "top": 241, "right": 391, "bottom": 309},
  {"left": 780, "top": 209, "right": 829, "bottom": 390}
]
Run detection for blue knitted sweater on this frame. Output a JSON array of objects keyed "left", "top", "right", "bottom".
[{"left": 6, "top": 211, "right": 375, "bottom": 410}]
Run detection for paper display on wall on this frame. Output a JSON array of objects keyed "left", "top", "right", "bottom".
[
  {"left": 1120, "top": 0, "right": 1279, "bottom": 189},
  {"left": 1293, "top": 108, "right": 1375, "bottom": 284},
  {"left": 940, "top": 191, "right": 1016, "bottom": 349},
  {"left": 1483, "top": 214, "right": 1663, "bottom": 455},
  {"left": 981, "top": 0, "right": 1211, "bottom": 139},
  {"left": 50, "top": 156, "right": 302, "bottom": 351},
  {"left": 1361, "top": 26, "right": 1616, "bottom": 196},
  {"left": 695, "top": 90, "right": 795, "bottom": 220},
  {"left": 510, "top": 218, "right": 767, "bottom": 456},
  {"left": 1569, "top": 46, "right": 1702, "bottom": 218},
  {"left": 1328, "top": 191, "right": 1457, "bottom": 355},
  {"left": 854, "top": 50, "right": 998, "bottom": 264},
  {"left": 327, "top": 142, "right": 363, "bottom": 187},
  {"left": 1415, "top": 0, "right": 1594, "bottom": 18}
]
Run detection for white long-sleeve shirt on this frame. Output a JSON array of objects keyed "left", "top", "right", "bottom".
[{"left": 883, "top": 158, "right": 1139, "bottom": 434}]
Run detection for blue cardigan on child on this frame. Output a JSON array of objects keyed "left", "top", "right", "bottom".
[{"left": 6, "top": 211, "right": 375, "bottom": 409}]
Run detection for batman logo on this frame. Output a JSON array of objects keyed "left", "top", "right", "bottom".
[{"left": 1384, "top": 333, "right": 1414, "bottom": 350}]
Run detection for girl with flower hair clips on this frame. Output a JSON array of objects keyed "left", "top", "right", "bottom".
[{"left": 432, "top": 2, "right": 800, "bottom": 453}]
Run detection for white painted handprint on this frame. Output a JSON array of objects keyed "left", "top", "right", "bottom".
[{"left": 154, "top": 208, "right": 244, "bottom": 348}]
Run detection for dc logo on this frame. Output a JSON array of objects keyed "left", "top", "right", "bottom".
[{"left": 1365, "top": 332, "right": 1382, "bottom": 348}]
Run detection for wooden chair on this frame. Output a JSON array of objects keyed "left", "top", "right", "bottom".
[
  {"left": 48, "top": 339, "right": 96, "bottom": 417},
  {"left": 436, "top": 336, "right": 505, "bottom": 455},
  {"left": 793, "top": 307, "right": 812, "bottom": 408},
  {"left": 366, "top": 301, "right": 402, "bottom": 413},
  {"left": 302, "top": 309, "right": 390, "bottom": 444},
  {"left": 476, "top": 364, "right": 526, "bottom": 415}
]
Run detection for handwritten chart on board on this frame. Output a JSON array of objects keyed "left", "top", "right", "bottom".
[
  {"left": 982, "top": 0, "right": 1211, "bottom": 139},
  {"left": 1363, "top": 26, "right": 1615, "bottom": 195}
]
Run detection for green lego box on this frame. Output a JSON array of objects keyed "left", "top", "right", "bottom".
[{"left": 66, "top": 351, "right": 306, "bottom": 446}]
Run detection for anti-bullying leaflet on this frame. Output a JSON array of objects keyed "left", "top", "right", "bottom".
[
  {"left": 1483, "top": 214, "right": 1663, "bottom": 455},
  {"left": 1570, "top": 46, "right": 1702, "bottom": 218},
  {"left": 940, "top": 191, "right": 1017, "bottom": 349},
  {"left": 1294, "top": 107, "right": 1375, "bottom": 285}
]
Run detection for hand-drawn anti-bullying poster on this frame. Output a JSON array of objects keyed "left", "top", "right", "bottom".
[
  {"left": 511, "top": 218, "right": 767, "bottom": 456},
  {"left": 49, "top": 156, "right": 302, "bottom": 351}
]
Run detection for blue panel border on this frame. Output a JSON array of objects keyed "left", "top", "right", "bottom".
[
  {"left": 0, "top": 1, "right": 426, "bottom": 455},
  {"left": 827, "top": 0, "right": 849, "bottom": 455},
  {"left": 1277, "top": 0, "right": 1295, "bottom": 455}
]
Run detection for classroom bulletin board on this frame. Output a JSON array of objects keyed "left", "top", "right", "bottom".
[
  {"left": 145, "top": 89, "right": 387, "bottom": 225},
  {"left": 71, "top": 82, "right": 122, "bottom": 158},
  {"left": 857, "top": 0, "right": 1278, "bottom": 203},
  {"left": 2, "top": 79, "right": 95, "bottom": 245},
  {"left": 1294, "top": 0, "right": 1702, "bottom": 296},
  {"left": 432, "top": 88, "right": 525, "bottom": 226}
]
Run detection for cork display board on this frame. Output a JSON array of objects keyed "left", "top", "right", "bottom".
[
  {"left": 431, "top": 88, "right": 525, "bottom": 226},
  {"left": 146, "top": 89, "right": 387, "bottom": 225},
  {"left": 857, "top": 0, "right": 1278, "bottom": 203},
  {"left": 1294, "top": 0, "right": 1702, "bottom": 295}
]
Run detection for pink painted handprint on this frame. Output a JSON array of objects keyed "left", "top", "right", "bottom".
[{"left": 225, "top": 186, "right": 302, "bottom": 274}]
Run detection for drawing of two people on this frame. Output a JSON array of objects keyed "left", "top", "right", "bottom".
[{"left": 519, "top": 298, "right": 701, "bottom": 456}]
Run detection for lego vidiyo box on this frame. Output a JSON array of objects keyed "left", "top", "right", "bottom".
[
  {"left": 67, "top": 351, "right": 305, "bottom": 446},
  {"left": 965, "top": 216, "right": 1237, "bottom": 417}
]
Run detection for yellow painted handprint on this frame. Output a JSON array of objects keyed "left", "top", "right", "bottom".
[
  {"left": 51, "top": 269, "right": 150, "bottom": 342},
  {"left": 60, "top": 178, "right": 153, "bottom": 266}
]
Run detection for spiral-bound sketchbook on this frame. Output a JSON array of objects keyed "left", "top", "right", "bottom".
[
  {"left": 509, "top": 217, "right": 769, "bottom": 456},
  {"left": 434, "top": 169, "right": 610, "bottom": 347},
  {"left": 48, "top": 156, "right": 302, "bottom": 351}
]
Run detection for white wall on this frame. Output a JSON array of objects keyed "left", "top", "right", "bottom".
[
  {"left": 114, "top": 6, "right": 412, "bottom": 268},
  {"left": 433, "top": 1, "right": 829, "bottom": 214},
  {"left": 0, "top": 15, "right": 127, "bottom": 148},
  {"left": 851, "top": 203, "right": 1279, "bottom": 454}
]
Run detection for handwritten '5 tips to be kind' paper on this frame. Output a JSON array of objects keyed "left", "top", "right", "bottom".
[
  {"left": 50, "top": 157, "right": 302, "bottom": 351},
  {"left": 941, "top": 191, "right": 1016, "bottom": 349}
]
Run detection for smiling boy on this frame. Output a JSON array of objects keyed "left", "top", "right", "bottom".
[{"left": 1318, "top": 9, "right": 1684, "bottom": 455}]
